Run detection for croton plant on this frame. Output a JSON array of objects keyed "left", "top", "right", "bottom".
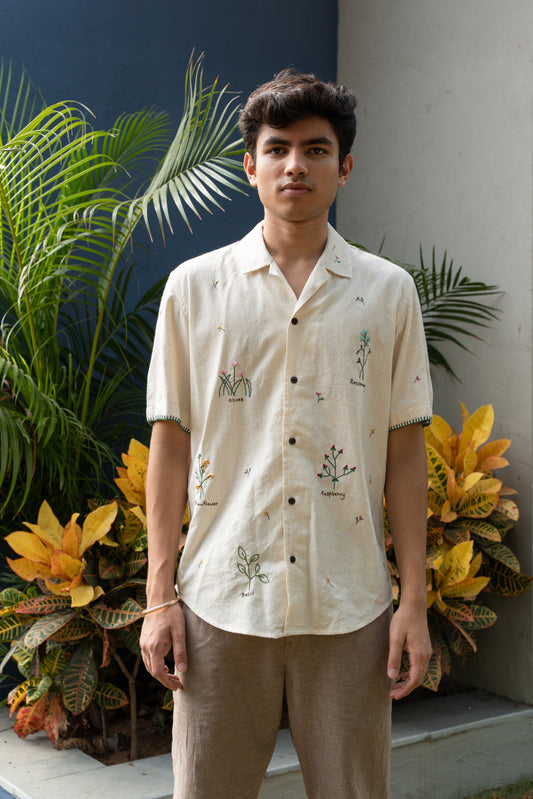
[{"left": 386, "top": 403, "right": 532, "bottom": 690}]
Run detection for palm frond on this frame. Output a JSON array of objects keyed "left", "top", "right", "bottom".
[{"left": 348, "top": 239, "right": 502, "bottom": 378}]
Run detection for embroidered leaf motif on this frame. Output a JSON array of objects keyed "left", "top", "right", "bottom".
[{"left": 236, "top": 547, "right": 269, "bottom": 592}]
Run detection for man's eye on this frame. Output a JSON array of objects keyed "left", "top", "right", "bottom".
[
  {"left": 267, "top": 147, "right": 284, "bottom": 155},
  {"left": 309, "top": 147, "right": 326, "bottom": 155}
]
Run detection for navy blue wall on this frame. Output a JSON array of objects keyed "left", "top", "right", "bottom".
[{"left": 0, "top": 0, "right": 338, "bottom": 294}]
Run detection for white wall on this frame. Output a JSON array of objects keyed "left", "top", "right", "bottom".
[{"left": 337, "top": 0, "right": 533, "bottom": 702}]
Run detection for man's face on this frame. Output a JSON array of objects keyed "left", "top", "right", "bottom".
[{"left": 243, "top": 116, "right": 353, "bottom": 226}]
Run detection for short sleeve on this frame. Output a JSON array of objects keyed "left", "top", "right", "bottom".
[
  {"left": 146, "top": 274, "right": 191, "bottom": 433},
  {"left": 388, "top": 274, "right": 433, "bottom": 431}
]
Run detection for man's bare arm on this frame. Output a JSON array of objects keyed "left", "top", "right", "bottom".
[
  {"left": 140, "top": 420, "right": 190, "bottom": 690},
  {"left": 384, "top": 422, "right": 431, "bottom": 699}
]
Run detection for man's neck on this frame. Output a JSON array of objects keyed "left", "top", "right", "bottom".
[{"left": 261, "top": 215, "right": 329, "bottom": 298}]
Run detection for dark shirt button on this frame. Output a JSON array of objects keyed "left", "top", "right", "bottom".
[
  {"left": 288, "top": 497, "right": 296, "bottom": 505},
  {"left": 290, "top": 555, "right": 296, "bottom": 563},
  {"left": 291, "top": 317, "right": 298, "bottom": 325},
  {"left": 290, "top": 376, "right": 298, "bottom": 384},
  {"left": 289, "top": 437, "right": 296, "bottom": 445}
]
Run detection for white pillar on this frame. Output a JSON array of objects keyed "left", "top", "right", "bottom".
[{"left": 337, "top": 0, "right": 533, "bottom": 703}]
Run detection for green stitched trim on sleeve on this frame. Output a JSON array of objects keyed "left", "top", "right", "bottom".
[
  {"left": 388, "top": 415, "right": 432, "bottom": 432},
  {"left": 147, "top": 415, "right": 191, "bottom": 434}
]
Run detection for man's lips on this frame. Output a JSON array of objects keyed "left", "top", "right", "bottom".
[{"left": 281, "top": 182, "right": 311, "bottom": 195}]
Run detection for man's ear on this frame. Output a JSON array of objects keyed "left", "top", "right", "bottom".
[
  {"left": 337, "top": 153, "right": 354, "bottom": 187},
  {"left": 244, "top": 152, "right": 258, "bottom": 186}
]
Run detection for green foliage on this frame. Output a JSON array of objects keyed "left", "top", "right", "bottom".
[
  {"left": 0, "top": 55, "right": 246, "bottom": 518},
  {"left": 349, "top": 240, "right": 501, "bottom": 378}
]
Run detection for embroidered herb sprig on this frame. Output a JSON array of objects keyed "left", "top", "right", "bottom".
[
  {"left": 356, "top": 329, "right": 372, "bottom": 379},
  {"left": 237, "top": 546, "right": 269, "bottom": 591},
  {"left": 317, "top": 445, "right": 356, "bottom": 485}
]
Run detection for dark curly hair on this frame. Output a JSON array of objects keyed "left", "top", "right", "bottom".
[{"left": 239, "top": 68, "right": 357, "bottom": 167}]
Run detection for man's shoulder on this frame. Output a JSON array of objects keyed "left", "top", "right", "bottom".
[
  {"left": 344, "top": 241, "right": 412, "bottom": 282},
  {"left": 164, "top": 223, "right": 263, "bottom": 290}
]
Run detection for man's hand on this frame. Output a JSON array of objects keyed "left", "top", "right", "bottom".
[
  {"left": 387, "top": 602, "right": 431, "bottom": 700},
  {"left": 140, "top": 603, "right": 188, "bottom": 691}
]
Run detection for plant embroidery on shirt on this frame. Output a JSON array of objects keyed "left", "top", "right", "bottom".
[
  {"left": 237, "top": 546, "right": 270, "bottom": 593},
  {"left": 315, "top": 392, "right": 325, "bottom": 403},
  {"left": 218, "top": 361, "right": 252, "bottom": 398},
  {"left": 317, "top": 445, "right": 356, "bottom": 485},
  {"left": 195, "top": 454, "right": 214, "bottom": 499},
  {"left": 355, "top": 329, "right": 372, "bottom": 379}
]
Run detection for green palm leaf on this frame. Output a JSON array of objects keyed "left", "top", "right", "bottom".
[{"left": 1, "top": 54, "right": 246, "bottom": 518}]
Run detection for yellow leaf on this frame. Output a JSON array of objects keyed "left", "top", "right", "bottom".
[
  {"left": 477, "top": 456, "right": 509, "bottom": 473},
  {"left": 443, "top": 540, "right": 473, "bottom": 585},
  {"left": 476, "top": 438, "right": 511, "bottom": 462},
  {"left": 50, "top": 551, "right": 83, "bottom": 580},
  {"left": 61, "top": 517, "right": 82, "bottom": 558},
  {"left": 459, "top": 404, "right": 494, "bottom": 457},
  {"left": 442, "top": 575, "right": 490, "bottom": 598},
  {"left": 462, "top": 472, "right": 484, "bottom": 492},
  {"left": 440, "top": 500, "right": 458, "bottom": 524},
  {"left": 69, "top": 583, "right": 100, "bottom": 607},
  {"left": 124, "top": 439, "right": 149, "bottom": 464},
  {"left": 36, "top": 501, "right": 64, "bottom": 548},
  {"left": 7, "top": 557, "right": 51, "bottom": 582},
  {"left": 426, "top": 445, "right": 449, "bottom": 498},
  {"left": 477, "top": 477, "right": 502, "bottom": 494},
  {"left": 446, "top": 471, "right": 465, "bottom": 505},
  {"left": 462, "top": 448, "right": 479, "bottom": 477},
  {"left": 115, "top": 477, "right": 144, "bottom": 506},
  {"left": 123, "top": 454, "right": 148, "bottom": 491},
  {"left": 5, "top": 531, "right": 52, "bottom": 564},
  {"left": 79, "top": 502, "right": 118, "bottom": 555},
  {"left": 469, "top": 551, "right": 483, "bottom": 576},
  {"left": 44, "top": 578, "right": 70, "bottom": 595},
  {"left": 424, "top": 415, "right": 451, "bottom": 457}
]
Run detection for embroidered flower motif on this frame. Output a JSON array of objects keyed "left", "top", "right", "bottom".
[
  {"left": 315, "top": 392, "right": 325, "bottom": 403},
  {"left": 317, "top": 445, "right": 356, "bottom": 485},
  {"left": 218, "top": 361, "right": 252, "bottom": 397},
  {"left": 195, "top": 454, "right": 214, "bottom": 499}
]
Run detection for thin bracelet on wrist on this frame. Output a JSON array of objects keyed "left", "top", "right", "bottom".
[{"left": 143, "top": 586, "right": 181, "bottom": 616}]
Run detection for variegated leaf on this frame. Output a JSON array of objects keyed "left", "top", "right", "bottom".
[
  {"left": 87, "top": 598, "right": 143, "bottom": 629},
  {"left": 482, "top": 543, "right": 521, "bottom": 572},
  {"left": 461, "top": 604, "right": 497, "bottom": 630},
  {"left": 16, "top": 595, "right": 72, "bottom": 615},
  {"left": 0, "top": 615, "right": 33, "bottom": 643},
  {"left": 24, "top": 610, "right": 78, "bottom": 649},
  {"left": 94, "top": 682, "right": 129, "bottom": 710},
  {"left": 13, "top": 695, "right": 47, "bottom": 738},
  {"left": 61, "top": 640, "right": 97, "bottom": 714}
]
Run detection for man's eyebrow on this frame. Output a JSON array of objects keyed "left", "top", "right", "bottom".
[{"left": 261, "top": 135, "right": 335, "bottom": 147}]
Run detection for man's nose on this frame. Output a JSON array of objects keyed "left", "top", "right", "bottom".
[{"left": 284, "top": 150, "right": 307, "bottom": 176}]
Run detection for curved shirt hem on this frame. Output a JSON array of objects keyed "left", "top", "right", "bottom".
[{"left": 181, "top": 594, "right": 394, "bottom": 639}]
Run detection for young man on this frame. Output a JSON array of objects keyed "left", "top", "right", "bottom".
[{"left": 141, "top": 69, "right": 432, "bottom": 799}]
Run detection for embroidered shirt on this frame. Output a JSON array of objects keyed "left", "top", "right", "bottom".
[{"left": 146, "top": 222, "right": 432, "bottom": 638}]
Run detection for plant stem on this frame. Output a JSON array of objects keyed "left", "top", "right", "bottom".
[{"left": 112, "top": 649, "right": 141, "bottom": 761}]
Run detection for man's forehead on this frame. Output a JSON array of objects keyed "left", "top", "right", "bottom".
[{"left": 255, "top": 116, "right": 338, "bottom": 145}]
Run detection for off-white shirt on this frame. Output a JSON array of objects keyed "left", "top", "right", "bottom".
[{"left": 147, "top": 222, "right": 432, "bottom": 638}]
